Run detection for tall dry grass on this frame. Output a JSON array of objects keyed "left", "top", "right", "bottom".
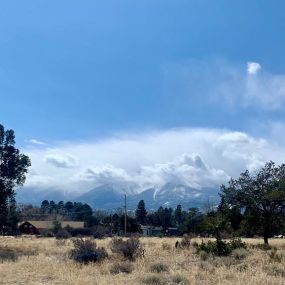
[{"left": 0, "top": 236, "right": 284, "bottom": 285}]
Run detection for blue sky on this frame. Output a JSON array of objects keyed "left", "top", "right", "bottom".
[
  {"left": 1, "top": 1, "right": 285, "bottom": 142},
  {"left": 1, "top": 1, "right": 285, "bottom": 193}
]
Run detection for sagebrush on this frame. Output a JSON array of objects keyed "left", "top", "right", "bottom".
[
  {"left": 70, "top": 238, "right": 108, "bottom": 264},
  {"left": 111, "top": 237, "right": 144, "bottom": 261}
]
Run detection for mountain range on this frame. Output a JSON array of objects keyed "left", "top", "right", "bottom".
[{"left": 16, "top": 182, "right": 220, "bottom": 210}]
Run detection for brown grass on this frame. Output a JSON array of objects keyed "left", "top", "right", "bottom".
[{"left": 0, "top": 236, "right": 284, "bottom": 285}]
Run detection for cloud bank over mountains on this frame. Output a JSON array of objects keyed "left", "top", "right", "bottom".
[
  {"left": 23, "top": 127, "right": 284, "bottom": 195},
  {"left": 22, "top": 60, "right": 285, "bottom": 196}
]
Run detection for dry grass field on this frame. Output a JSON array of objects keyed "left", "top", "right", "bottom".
[{"left": 0, "top": 236, "right": 284, "bottom": 285}]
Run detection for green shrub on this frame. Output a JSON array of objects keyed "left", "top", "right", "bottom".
[
  {"left": 196, "top": 238, "right": 247, "bottom": 257},
  {"left": 150, "top": 262, "right": 169, "bottom": 273},
  {"left": 110, "top": 261, "right": 134, "bottom": 274},
  {"left": 229, "top": 238, "right": 246, "bottom": 250},
  {"left": 70, "top": 238, "right": 108, "bottom": 264},
  {"left": 196, "top": 239, "right": 231, "bottom": 256},
  {"left": 111, "top": 237, "right": 144, "bottom": 261},
  {"left": 52, "top": 220, "right": 62, "bottom": 234},
  {"left": 216, "top": 239, "right": 232, "bottom": 256}
]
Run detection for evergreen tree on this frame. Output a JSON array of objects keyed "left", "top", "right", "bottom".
[
  {"left": 112, "top": 213, "right": 120, "bottom": 233},
  {"left": 41, "top": 200, "right": 49, "bottom": 213},
  {"left": 163, "top": 207, "right": 173, "bottom": 230},
  {"left": 174, "top": 205, "right": 183, "bottom": 225},
  {"left": 0, "top": 124, "right": 31, "bottom": 234},
  {"left": 65, "top": 201, "right": 74, "bottom": 212},
  {"left": 49, "top": 200, "right": 57, "bottom": 214},
  {"left": 153, "top": 207, "right": 174, "bottom": 231},
  {"left": 181, "top": 207, "right": 203, "bottom": 234},
  {"left": 135, "top": 200, "right": 147, "bottom": 225}
]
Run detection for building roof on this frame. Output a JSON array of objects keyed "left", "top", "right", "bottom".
[
  {"left": 140, "top": 225, "right": 163, "bottom": 231},
  {"left": 166, "top": 227, "right": 179, "bottom": 230},
  {"left": 18, "top": 220, "right": 84, "bottom": 229}
]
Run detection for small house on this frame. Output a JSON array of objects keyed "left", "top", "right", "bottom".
[
  {"left": 165, "top": 227, "right": 182, "bottom": 236},
  {"left": 141, "top": 225, "right": 164, "bottom": 237},
  {"left": 18, "top": 220, "right": 84, "bottom": 235}
]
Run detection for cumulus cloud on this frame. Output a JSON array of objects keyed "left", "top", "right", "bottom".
[
  {"left": 247, "top": 62, "right": 261, "bottom": 75},
  {"left": 23, "top": 128, "right": 285, "bottom": 194},
  {"left": 44, "top": 153, "right": 78, "bottom": 168},
  {"left": 137, "top": 153, "right": 229, "bottom": 189},
  {"left": 76, "top": 164, "right": 132, "bottom": 185},
  {"left": 213, "top": 132, "right": 266, "bottom": 172}
]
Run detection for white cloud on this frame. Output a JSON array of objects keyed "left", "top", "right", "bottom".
[
  {"left": 26, "top": 139, "right": 46, "bottom": 145},
  {"left": 137, "top": 153, "right": 229, "bottom": 189},
  {"left": 76, "top": 164, "right": 132, "bottom": 185},
  {"left": 247, "top": 62, "right": 261, "bottom": 75},
  {"left": 163, "top": 59, "right": 285, "bottom": 110},
  {"left": 213, "top": 132, "right": 266, "bottom": 172},
  {"left": 23, "top": 128, "right": 285, "bottom": 194},
  {"left": 216, "top": 61, "right": 285, "bottom": 110},
  {"left": 44, "top": 153, "right": 78, "bottom": 168}
]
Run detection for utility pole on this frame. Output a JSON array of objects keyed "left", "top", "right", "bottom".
[{"left": 124, "top": 194, "right": 127, "bottom": 236}]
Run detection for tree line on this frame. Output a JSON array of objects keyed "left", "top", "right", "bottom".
[
  {"left": 19, "top": 200, "right": 95, "bottom": 226},
  {"left": 0, "top": 123, "right": 285, "bottom": 244},
  {"left": 16, "top": 165, "right": 285, "bottom": 244}
]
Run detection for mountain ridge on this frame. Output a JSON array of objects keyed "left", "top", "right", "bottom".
[{"left": 17, "top": 182, "right": 220, "bottom": 210}]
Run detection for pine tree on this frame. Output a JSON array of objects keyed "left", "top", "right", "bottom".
[
  {"left": 135, "top": 200, "right": 147, "bottom": 225},
  {"left": 0, "top": 124, "right": 31, "bottom": 234},
  {"left": 174, "top": 205, "right": 183, "bottom": 225}
]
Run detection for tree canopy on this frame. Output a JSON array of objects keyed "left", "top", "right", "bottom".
[
  {"left": 0, "top": 124, "right": 31, "bottom": 233},
  {"left": 220, "top": 161, "right": 285, "bottom": 244}
]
